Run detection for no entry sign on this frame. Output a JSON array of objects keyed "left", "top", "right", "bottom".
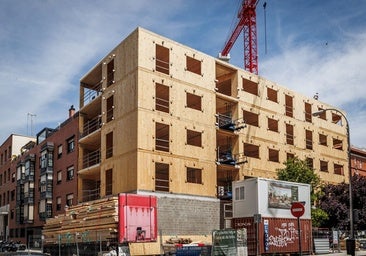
[{"left": 291, "top": 202, "right": 305, "bottom": 218}]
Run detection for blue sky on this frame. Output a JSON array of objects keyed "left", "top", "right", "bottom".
[{"left": 1, "top": 0, "right": 366, "bottom": 148}]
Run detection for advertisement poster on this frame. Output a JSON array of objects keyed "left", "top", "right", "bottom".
[{"left": 268, "top": 182, "right": 298, "bottom": 209}]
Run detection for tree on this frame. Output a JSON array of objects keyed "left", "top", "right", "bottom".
[
  {"left": 319, "top": 175, "right": 366, "bottom": 231},
  {"left": 277, "top": 157, "right": 328, "bottom": 227}
]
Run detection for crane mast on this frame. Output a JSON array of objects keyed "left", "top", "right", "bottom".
[{"left": 219, "top": 0, "right": 259, "bottom": 74}]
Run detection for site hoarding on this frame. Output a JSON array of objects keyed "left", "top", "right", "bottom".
[{"left": 118, "top": 194, "right": 157, "bottom": 243}]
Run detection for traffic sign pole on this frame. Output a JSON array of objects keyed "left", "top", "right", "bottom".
[{"left": 291, "top": 202, "right": 305, "bottom": 256}]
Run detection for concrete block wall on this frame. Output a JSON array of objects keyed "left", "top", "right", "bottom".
[{"left": 157, "top": 195, "right": 219, "bottom": 236}]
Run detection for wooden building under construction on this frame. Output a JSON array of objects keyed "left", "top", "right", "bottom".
[{"left": 43, "top": 27, "right": 349, "bottom": 254}]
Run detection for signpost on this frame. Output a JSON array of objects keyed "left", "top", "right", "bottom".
[{"left": 291, "top": 202, "right": 305, "bottom": 256}]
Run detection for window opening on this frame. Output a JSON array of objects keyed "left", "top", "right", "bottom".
[
  {"left": 267, "top": 87, "right": 278, "bottom": 102},
  {"left": 243, "top": 78, "right": 258, "bottom": 96},
  {"left": 267, "top": 118, "right": 278, "bottom": 132},
  {"left": 106, "top": 169, "right": 113, "bottom": 195},
  {"left": 106, "top": 95, "right": 114, "bottom": 122},
  {"left": 244, "top": 143, "right": 259, "bottom": 159},
  {"left": 67, "top": 166, "right": 74, "bottom": 181},
  {"left": 187, "top": 167, "right": 202, "bottom": 184},
  {"left": 106, "top": 132, "right": 113, "bottom": 159},
  {"left": 56, "top": 197, "right": 61, "bottom": 211},
  {"left": 155, "top": 163, "right": 169, "bottom": 192},
  {"left": 243, "top": 110, "right": 259, "bottom": 127},
  {"left": 107, "top": 59, "right": 115, "bottom": 86},
  {"left": 306, "top": 130, "right": 313, "bottom": 150},
  {"left": 306, "top": 158, "right": 314, "bottom": 170},
  {"left": 332, "top": 113, "right": 342, "bottom": 126},
  {"left": 57, "top": 145, "right": 62, "bottom": 159},
  {"left": 334, "top": 164, "right": 344, "bottom": 175},
  {"left": 317, "top": 108, "right": 327, "bottom": 120},
  {"left": 305, "top": 102, "right": 312, "bottom": 122},
  {"left": 235, "top": 186, "right": 245, "bottom": 200},
  {"left": 287, "top": 153, "right": 295, "bottom": 160},
  {"left": 286, "top": 124, "right": 294, "bottom": 145},
  {"left": 285, "top": 95, "right": 293, "bottom": 117},
  {"left": 155, "top": 44, "right": 169, "bottom": 74},
  {"left": 186, "top": 93, "right": 202, "bottom": 111},
  {"left": 333, "top": 138, "right": 343, "bottom": 150},
  {"left": 320, "top": 160, "right": 328, "bottom": 172},
  {"left": 187, "top": 130, "right": 202, "bottom": 147},
  {"left": 155, "top": 83, "right": 169, "bottom": 113},
  {"left": 268, "top": 149, "right": 279, "bottom": 162},
  {"left": 155, "top": 123, "right": 169, "bottom": 152},
  {"left": 319, "top": 134, "right": 327, "bottom": 146},
  {"left": 186, "top": 56, "right": 201, "bottom": 75},
  {"left": 67, "top": 137, "right": 75, "bottom": 153},
  {"left": 66, "top": 193, "right": 74, "bottom": 206}
]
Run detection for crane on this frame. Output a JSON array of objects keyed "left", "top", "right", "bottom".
[{"left": 219, "top": 0, "right": 260, "bottom": 75}]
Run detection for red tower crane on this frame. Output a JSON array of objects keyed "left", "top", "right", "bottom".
[{"left": 219, "top": 0, "right": 259, "bottom": 74}]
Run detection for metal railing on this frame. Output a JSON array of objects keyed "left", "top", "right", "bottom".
[
  {"left": 82, "top": 188, "right": 100, "bottom": 202},
  {"left": 156, "top": 59, "right": 169, "bottom": 74},
  {"left": 82, "top": 149, "right": 101, "bottom": 169},
  {"left": 82, "top": 116, "right": 101, "bottom": 138},
  {"left": 82, "top": 82, "right": 102, "bottom": 106}
]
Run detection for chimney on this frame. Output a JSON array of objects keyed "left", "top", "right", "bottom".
[{"left": 69, "top": 105, "right": 75, "bottom": 118}]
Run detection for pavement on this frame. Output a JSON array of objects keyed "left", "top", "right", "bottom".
[{"left": 325, "top": 250, "right": 366, "bottom": 256}]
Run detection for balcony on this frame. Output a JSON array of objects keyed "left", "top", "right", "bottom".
[
  {"left": 216, "top": 113, "right": 246, "bottom": 132},
  {"left": 81, "top": 115, "right": 101, "bottom": 138},
  {"left": 83, "top": 149, "right": 101, "bottom": 169},
  {"left": 82, "top": 187, "right": 100, "bottom": 202},
  {"left": 217, "top": 147, "right": 248, "bottom": 166}
]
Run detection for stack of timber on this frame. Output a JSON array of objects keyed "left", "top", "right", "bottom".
[{"left": 43, "top": 196, "right": 119, "bottom": 244}]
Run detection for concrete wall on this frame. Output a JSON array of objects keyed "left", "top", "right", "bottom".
[{"left": 157, "top": 195, "right": 219, "bottom": 236}]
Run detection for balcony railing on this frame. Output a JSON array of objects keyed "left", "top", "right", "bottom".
[
  {"left": 216, "top": 113, "right": 246, "bottom": 132},
  {"left": 82, "top": 116, "right": 101, "bottom": 138},
  {"left": 217, "top": 147, "right": 248, "bottom": 166},
  {"left": 82, "top": 82, "right": 102, "bottom": 106},
  {"left": 82, "top": 187, "right": 100, "bottom": 202},
  {"left": 82, "top": 149, "right": 101, "bottom": 169}
]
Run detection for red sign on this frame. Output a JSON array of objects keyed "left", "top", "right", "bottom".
[{"left": 291, "top": 202, "right": 305, "bottom": 218}]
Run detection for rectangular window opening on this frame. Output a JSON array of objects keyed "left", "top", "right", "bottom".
[
  {"left": 285, "top": 95, "right": 293, "bottom": 117},
  {"left": 155, "top": 83, "right": 169, "bottom": 113},
  {"left": 187, "top": 167, "right": 202, "bottom": 184},
  {"left": 107, "top": 59, "right": 115, "bottom": 86},
  {"left": 320, "top": 160, "right": 328, "bottom": 172},
  {"left": 334, "top": 164, "right": 344, "bottom": 175},
  {"left": 243, "top": 78, "right": 258, "bottom": 96},
  {"left": 333, "top": 138, "right": 343, "bottom": 150},
  {"left": 186, "top": 93, "right": 202, "bottom": 111},
  {"left": 106, "top": 132, "right": 113, "bottom": 159},
  {"left": 106, "top": 95, "right": 114, "bottom": 122},
  {"left": 267, "top": 118, "right": 278, "bottom": 132},
  {"left": 105, "top": 169, "right": 113, "bottom": 196},
  {"left": 187, "top": 129, "right": 202, "bottom": 147},
  {"left": 268, "top": 149, "right": 279, "bottom": 162},
  {"left": 319, "top": 134, "right": 327, "bottom": 146},
  {"left": 155, "top": 163, "right": 169, "bottom": 192},
  {"left": 155, "top": 44, "right": 170, "bottom": 75},
  {"left": 286, "top": 124, "right": 294, "bottom": 145},
  {"left": 155, "top": 123, "right": 169, "bottom": 152},
  {"left": 244, "top": 143, "right": 259, "bottom": 159},
  {"left": 186, "top": 56, "right": 201, "bottom": 75},
  {"left": 305, "top": 102, "right": 312, "bottom": 122},
  {"left": 243, "top": 110, "right": 259, "bottom": 127},
  {"left": 332, "top": 113, "right": 342, "bottom": 126},
  {"left": 267, "top": 87, "right": 278, "bottom": 102},
  {"left": 306, "top": 130, "right": 313, "bottom": 150}
]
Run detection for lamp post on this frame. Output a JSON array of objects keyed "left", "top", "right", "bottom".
[{"left": 312, "top": 109, "right": 355, "bottom": 255}]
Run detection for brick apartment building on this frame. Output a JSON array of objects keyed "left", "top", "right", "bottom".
[
  {"left": 351, "top": 146, "right": 366, "bottom": 177},
  {"left": 0, "top": 106, "right": 78, "bottom": 246},
  {"left": 0, "top": 27, "right": 357, "bottom": 253}
]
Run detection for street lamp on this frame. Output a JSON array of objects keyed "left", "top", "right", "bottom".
[{"left": 312, "top": 109, "right": 355, "bottom": 255}]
